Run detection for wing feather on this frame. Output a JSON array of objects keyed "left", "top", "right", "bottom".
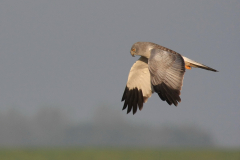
[
  {"left": 121, "top": 56, "right": 152, "bottom": 114},
  {"left": 148, "top": 49, "right": 185, "bottom": 106},
  {"left": 137, "top": 90, "right": 144, "bottom": 110}
]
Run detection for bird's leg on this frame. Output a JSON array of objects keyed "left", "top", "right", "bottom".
[{"left": 185, "top": 65, "right": 192, "bottom": 70}]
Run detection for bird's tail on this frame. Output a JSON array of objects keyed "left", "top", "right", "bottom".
[{"left": 182, "top": 56, "right": 218, "bottom": 72}]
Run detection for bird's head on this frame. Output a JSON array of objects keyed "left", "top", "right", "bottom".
[{"left": 130, "top": 42, "right": 155, "bottom": 58}]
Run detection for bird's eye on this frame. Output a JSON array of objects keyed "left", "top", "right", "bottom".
[{"left": 131, "top": 48, "right": 136, "bottom": 52}]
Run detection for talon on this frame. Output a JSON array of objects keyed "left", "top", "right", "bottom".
[{"left": 185, "top": 65, "right": 192, "bottom": 70}]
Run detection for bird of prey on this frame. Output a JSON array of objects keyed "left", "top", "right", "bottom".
[{"left": 121, "top": 42, "right": 218, "bottom": 115}]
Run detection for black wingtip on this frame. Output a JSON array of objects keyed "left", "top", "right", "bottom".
[
  {"left": 121, "top": 87, "right": 144, "bottom": 115},
  {"left": 155, "top": 83, "right": 181, "bottom": 107}
]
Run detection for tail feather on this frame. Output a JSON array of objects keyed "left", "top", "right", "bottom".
[{"left": 182, "top": 56, "right": 218, "bottom": 72}]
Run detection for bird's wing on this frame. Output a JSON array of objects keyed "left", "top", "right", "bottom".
[
  {"left": 148, "top": 49, "right": 185, "bottom": 106},
  {"left": 182, "top": 56, "right": 218, "bottom": 72},
  {"left": 122, "top": 56, "right": 152, "bottom": 114}
]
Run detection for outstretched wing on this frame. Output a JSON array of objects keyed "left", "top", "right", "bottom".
[
  {"left": 122, "top": 56, "right": 152, "bottom": 114},
  {"left": 148, "top": 49, "right": 186, "bottom": 106}
]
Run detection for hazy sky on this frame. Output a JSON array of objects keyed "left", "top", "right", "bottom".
[{"left": 0, "top": 1, "right": 239, "bottom": 147}]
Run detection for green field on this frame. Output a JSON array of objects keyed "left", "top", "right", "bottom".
[{"left": 0, "top": 148, "right": 239, "bottom": 160}]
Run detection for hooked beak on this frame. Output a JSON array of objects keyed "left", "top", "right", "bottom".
[{"left": 130, "top": 51, "right": 135, "bottom": 57}]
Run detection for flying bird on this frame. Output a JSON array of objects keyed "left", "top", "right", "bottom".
[{"left": 121, "top": 42, "right": 218, "bottom": 115}]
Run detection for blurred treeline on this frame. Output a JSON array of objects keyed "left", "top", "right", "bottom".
[{"left": 0, "top": 106, "right": 214, "bottom": 147}]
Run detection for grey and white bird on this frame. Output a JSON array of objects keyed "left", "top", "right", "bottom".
[{"left": 122, "top": 42, "right": 218, "bottom": 115}]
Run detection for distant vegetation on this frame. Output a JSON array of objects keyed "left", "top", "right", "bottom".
[
  {"left": 0, "top": 106, "right": 214, "bottom": 147},
  {"left": 0, "top": 148, "right": 239, "bottom": 160}
]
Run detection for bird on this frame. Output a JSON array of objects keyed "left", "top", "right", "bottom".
[{"left": 121, "top": 42, "right": 218, "bottom": 115}]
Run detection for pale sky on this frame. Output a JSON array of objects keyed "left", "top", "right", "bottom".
[{"left": 0, "top": 1, "right": 239, "bottom": 147}]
